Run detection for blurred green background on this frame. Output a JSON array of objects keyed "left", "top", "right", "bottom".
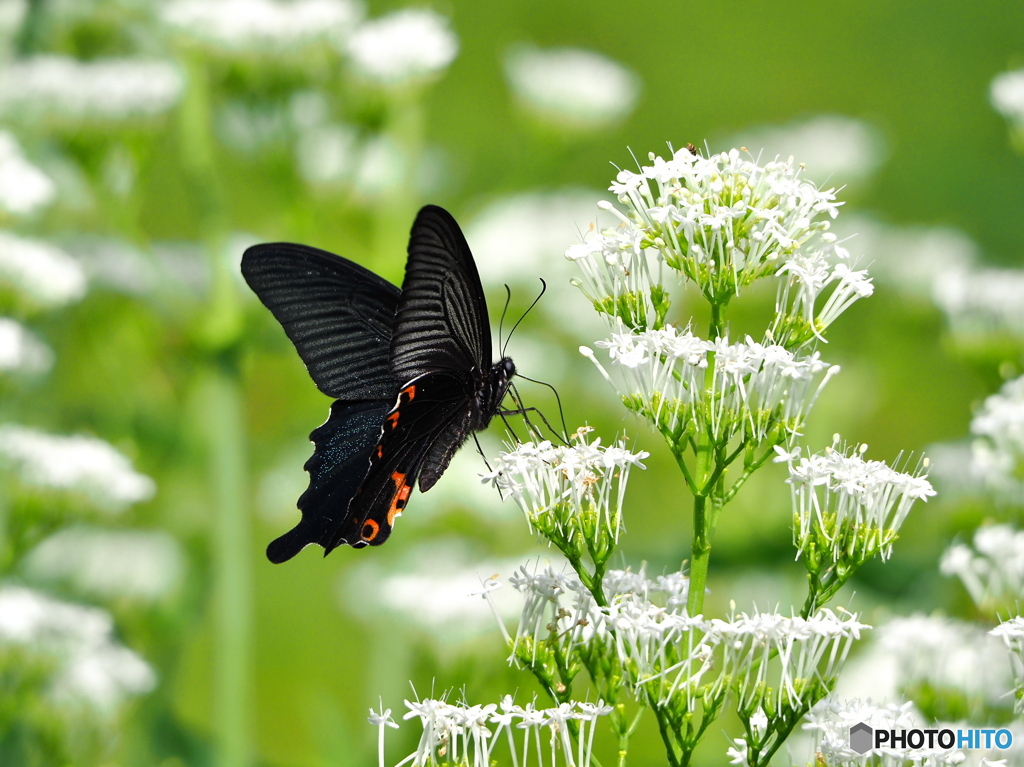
[{"left": 2, "top": 0, "right": 1023, "bottom": 765}]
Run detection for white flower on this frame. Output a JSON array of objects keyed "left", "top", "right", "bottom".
[
  {"left": 0, "top": 130, "right": 55, "bottom": 216},
  {"left": 23, "top": 526, "right": 185, "bottom": 602},
  {"left": 0, "top": 56, "right": 184, "bottom": 123},
  {"left": 0, "top": 318, "right": 53, "bottom": 374},
  {"left": 482, "top": 429, "right": 648, "bottom": 547},
  {"left": 0, "top": 585, "right": 156, "bottom": 713},
  {"left": 878, "top": 614, "right": 1014, "bottom": 711},
  {"left": 162, "top": 0, "right": 362, "bottom": 51},
  {"left": 729, "top": 114, "right": 885, "bottom": 184},
  {"left": 0, "top": 232, "right": 87, "bottom": 307},
  {"left": 295, "top": 123, "right": 360, "bottom": 185},
  {"left": 991, "top": 69, "right": 1024, "bottom": 125},
  {"left": 934, "top": 267, "right": 1024, "bottom": 340},
  {"left": 780, "top": 438, "right": 934, "bottom": 563},
  {"left": 345, "top": 9, "right": 457, "bottom": 85},
  {"left": 504, "top": 45, "right": 641, "bottom": 128},
  {"left": 991, "top": 617, "right": 1024, "bottom": 714},
  {"left": 941, "top": 524, "right": 1024, "bottom": 612},
  {"left": 0, "top": 424, "right": 155, "bottom": 509}
]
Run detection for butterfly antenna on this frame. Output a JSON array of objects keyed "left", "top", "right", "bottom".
[
  {"left": 515, "top": 374, "right": 570, "bottom": 443},
  {"left": 501, "top": 278, "right": 547, "bottom": 359},
  {"left": 498, "top": 284, "right": 512, "bottom": 352}
]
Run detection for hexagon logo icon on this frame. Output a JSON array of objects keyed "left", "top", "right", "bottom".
[{"left": 849, "top": 722, "right": 873, "bottom": 754}]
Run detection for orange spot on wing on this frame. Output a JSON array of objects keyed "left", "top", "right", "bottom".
[
  {"left": 386, "top": 411, "right": 400, "bottom": 429},
  {"left": 387, "top": 471, "right": 412, "bottom": 525},
  {"left": 361, "top": 519, "right": 380, "bottom": 541},
  {"left": 402, "top": 384, "right": 417, "bottom": 401},
  {"left": 376, "top": 444, "right": 383, "bottom": 459}
]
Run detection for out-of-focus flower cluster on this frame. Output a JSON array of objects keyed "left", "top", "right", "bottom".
[
  {"left": 941, "top": 524, "right": 1024, "bottom": 615},
  {"left": 991, "top": 616, "right": 1024, "bottom": 714}
]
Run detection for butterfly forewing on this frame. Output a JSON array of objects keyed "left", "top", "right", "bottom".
[
  {"left": 242, "top": 243, "right": 400, "bottom": 400},
  {"left": 389, "top": 205, "right": 491, "bottom": 380}
]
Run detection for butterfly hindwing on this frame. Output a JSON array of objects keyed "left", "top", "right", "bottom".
[
  {"left": 389, "top": 205, "right": 491, "bottom": 381},
  {"left": 332, "top": 371, "right": 475, "bottom": 550},
  {"left": 242, "top": 243, "right": 401, "bottom": 400},
  {"left": 266, "top": 399, "right": 392, "bottom": 563}
]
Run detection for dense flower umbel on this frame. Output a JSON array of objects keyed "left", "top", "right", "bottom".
[
  {"left": 991, "top": 616, "right": 1024, "bottom": 713},
  {"left": 941, "top": 524, "right": 1024, "bottom": 613},
  {"left": 380, "top": 694, "right": 612, "bottom": 767},
  {"left": 482, "top": 427, "right": 648, "bottom": 566},
  {"left": 777, "top": 439, "right": 935, "bottom": 567},
  {"left": 566, "top": 147, "right": 866, "bottom": 338},
  {"left": 582, "top": 328, "right": 839, "bottom": 447}
]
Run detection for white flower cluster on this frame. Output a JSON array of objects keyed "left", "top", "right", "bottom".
[
  {"left": 583, "top": 327, "right": 839, "bottom": 443},
  {"left": 991, "top": 69, "right": 1024, "bottom": 126},
  {"left": 0, "top": 585, "right": 156, "bottom": 712},
  {"left": 803, "top": 698, "right": 964, "bottom": 767},
  {"left": 777, "top": 439, "right": 935, "bottom": 563},
  {"left": 991, "top": 616, "right": 1024, "bottom": 714},
  {"left": 482, "top": 427, "right": 648, "bottom": 545},
  {"left": 162, "top": 0, "right": 362, "bottom": 51},
  {"left": 345, "top": 9, "right": 458, "bottom": 85},
  {"left": 878, "top": 614, "right": 1014, "bottom": 713},
  {"left": 0, "top": 318, "right": 53, "bottom": 375},
  {"left": 941, "top": 524, "right": 1024, "bottom": 612},
  {"left": 504, "top": 45, "right": 641, "bottom": 129},
  {"left": 934, "top": 267, "right": 1024, "bottom": 340},
  {"left": 566, "top": 148, "right": 862, "bottom": 332},
  {"left": 501, "top": 564, "right": 864, "bottom": 712},
  {"left": 0, "top": 56, "right": 184, "bottom": 123},
  {"left": 967, "top": 374, "right": 1024, "bottom": 504},
  {"left": 0, "top": 424, "right": 156, "bottom": 509},
  {"left": 0, "top": 130, "right": 55, "bottom": 216},
  {"left": 0, "top": 231, "right": 87, "bottom": 307},
  {"left": 389, "top": 695, "right": 612, "bottom": 767},
  {"left": 23, "top": 526, "right": 185, "bottom": 603}
]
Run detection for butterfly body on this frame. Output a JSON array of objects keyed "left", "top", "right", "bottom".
[{"left": 242, "top": 205, "right": 511, "bottom": 562}]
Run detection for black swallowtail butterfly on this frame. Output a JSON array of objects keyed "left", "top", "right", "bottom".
[{"left": 242, "top": 205, "right": 515, "bottom": 562}]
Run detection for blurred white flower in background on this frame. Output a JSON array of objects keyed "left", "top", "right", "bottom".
[
  {"left": 345, "top": 9, "right": 458, "bottom": 85},
  {"left": 163, "top": 0, "right": 363, "bottom": 51},
  {"left": 59, "top": 235, "right": 157, "bottom": 296},
  {"left": 0, "top": 424, "right": 155, "bottom": 509},
  {"left": 343, "top": 540, "right": 541, "bottom": 641},
  {"left": 934, "top": 266, "right": 1024, "bottom": 339},
  {"left": 0, "top": 585, "right": 156, "bottom": 713},
  {"left": 0, "top": 0, "right": 26, "bottom": 50},
  {"left": 727, "top": 115, "right": 885, "bottom": 185},
  {"left": 295, "top": 123, "right": 360, "bottom": 185},
  {"left": 24, "top": 527, "right": 185, "bottom": 603},
  {"left": 0, "top": 56, "right": 184, "bottom": 123},
  {"left": 0, "top": 131, "right": 56, "bottom": 216},
  {"left": 504, "top": 45, "right": 641, "bottom": 129},
  {"left": 0, "top": 318, "right": 53, "bottom": 375},
  {"left": 832, "top": 214, "right": 978, "bottom": 299},
  {"left": 466, "top": 189, "right": 603, "bottom": 285},
  {"left": 0, "top": 232, "right": 87, "bottom": 307},
  {"left": 991, "top": 69, "right": 1024, "bottom": 126}
]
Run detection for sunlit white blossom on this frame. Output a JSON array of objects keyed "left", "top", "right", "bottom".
[
  {"left": 934, "top": 266, "right": 1024, "bottom": 340},
  {"left": 966, "top": 374, "right": 1024, "bottom": 504},
  {"left": 504, "top": 45, "right": 641, "bottom": 129},
  {"left": 878, "top": 614, "right": 1014, "bottom": 713},
  {"left": 584, "top": 327, "right": 839, "bottom": 444},
  {"left": 803, "top": 698, "right": 965, "bottom": 766},
  {"left": 0, "top": 424, "right": 155, "bottom": 509},
  {"left": 0, "top": 585, "right": 156, "bottom": 712},
  {"left": 729, "top": 115, "right": 885, "bottom": 185},
  {"left": 941, "top": 524, "right": 1024, "bottom": 612},
  {"left": 0, "top": 231, "right": 86, "bottom": 307},
  {"left": 345, "top": 9, "right": 457, "bottom": 85},
  {"left": 991, "top": 616, "right": 1024, "bottom": 714},
  {"left": 24, "top": 526, "right": 185, "bottom": 602},
  {"left": 778, "top": 438, "right": 934, "bottom": 564},
  {"left": 0, "top": 56, "right": 184, "bottom": 123},
  {"left": 991, "top": 69, "right": 1024, "bottom": 126},
  {"left": 0, "top": 318, "right": 53, "bottom": 374},
  {"left": 162, "top": 0, "right": 362, "bottom": 51},
  {"left": 482, "top": 427, "right": 648, "bottom": 548},
  {"left": 0, "top": 130, "right": 56, "bottom": 216}
]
